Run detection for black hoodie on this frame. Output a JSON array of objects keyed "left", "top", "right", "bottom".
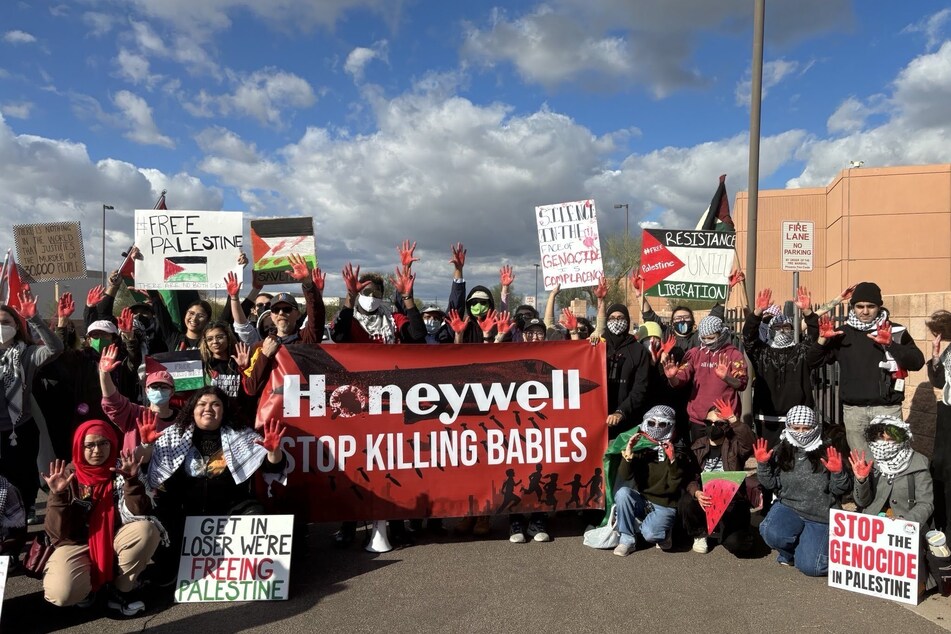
[
  {"left": 455, "top": 284, "right": 497, "bottom": 343},
  {"left": 604, "top": 304, "right": 650, "bottom": 437}
]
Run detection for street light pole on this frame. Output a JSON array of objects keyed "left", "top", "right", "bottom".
[
  {"left": 533, "top": 264, "right": 540, "bottom": 309},
  {"left": 102, "top": 204, "right": 114, "bottom": 285},
  {"left": 614, "top": 203, "right": 630, "bottom": 305}
]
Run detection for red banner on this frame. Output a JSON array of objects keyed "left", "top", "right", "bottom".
[{"left": 257, "top": 341, "right": 608, "bottom": 522}]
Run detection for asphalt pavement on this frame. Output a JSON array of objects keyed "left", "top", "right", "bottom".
[{"left": 3, "top": 516, "right": 950, "bottom": 634}]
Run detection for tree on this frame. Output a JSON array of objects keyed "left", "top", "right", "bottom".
[
  {"left": 490, "top": 283, "right": 523, "bottom": 311},
  {"left": 600, "top": 231, "right": 642, "bottom": 308}
]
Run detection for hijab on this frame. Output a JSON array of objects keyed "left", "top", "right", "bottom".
[{"left": 72, "top": 419, "right": 120, "bottom": 591}]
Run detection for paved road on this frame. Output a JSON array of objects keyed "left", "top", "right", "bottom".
[{"left": 4, "top": 516, "right": 950, "bottom": 633}]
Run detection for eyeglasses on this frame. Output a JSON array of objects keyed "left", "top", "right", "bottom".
[
  {"left": 185, "top": 311, "right": 208, "bottom": 320},
  {"left": 83, "top": 440, "right": 111, "bottom": 451},
  {"left": 645, "top": 420, "right": 671, "bottom": 428},
  {"left": 672, "top": 316, "right": 693, "bottom": 323},
  {"left": 523, "top": 330, "right": 545, "bottom": 340},
  {"left": 255, "top": 302, "right": 271, "bottom": 310},
  {"left": 204, "top": 334, "right": 227, "bottom": 343},
  {"left": 272, "top": 306, "right": 295, "bottom": 315}
]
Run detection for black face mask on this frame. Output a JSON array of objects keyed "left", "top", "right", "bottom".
[
  {"left": 708, "top": 420, "right": 729, "bottom": 441},
  {"left": 515, "top": 313, "right": 534, "bottom": 330}
]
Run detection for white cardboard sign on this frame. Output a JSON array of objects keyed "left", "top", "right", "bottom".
[{"left": 535, "top": 199, "right": 604, "bottom": 291}]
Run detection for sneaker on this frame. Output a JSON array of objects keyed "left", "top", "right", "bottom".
[
  {"left": 692, "top": 537, "right": 709, "bottom": 554},
  {"left": 655, "top": 532, "right": 673, "bottom": 551},
  {"left": 778, "top": 557, "right": 794, "bottom": 567},
  {"left": 472, "top": 516, "right": 492, "bottom": 536},
  {"left": 333, "top": 523, "right": 356, "bottom": 547},
  {"left": 107, "top": 589, "right": 145, "bottom": 616},
  {"left": 75, "top": 592, "right": 96, "bottom": 609},
  {"left": 509, "top": 521, "right": 527, "bottom": 544},
  {"left": 613, "top": 543, "right": 633, "bottom": 557},
  {"left": 527, "top": 519, "right": 551, "bottom": 542}
]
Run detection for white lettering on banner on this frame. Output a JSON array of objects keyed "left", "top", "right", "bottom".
[
  {"left": 280, "top": 428, "right": 588, "bottom": 473},
  {"left": 282, "top": 369, "right": 582, "bottom": 423}
]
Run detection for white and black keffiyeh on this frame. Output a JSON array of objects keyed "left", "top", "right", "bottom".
[
  {"left": 0, "top": 342, "right": 26, "bottom": 432},
  {"left": 768, "top": 314, "right": 795, "bottom": 349},
  {"left": 698, "top": 316, "right": 731, "bottom": 351},
  {"left": 640, "top": 405, "right": 675, "bottom": 460},
  {"left": 846, "top": 308, "right": 889, "bottom": 332},
  {"left": 113, "top": 468, "right": 170, "bottom": 547},
  {"left": 940, "top": 346, "right": 951, "bottom": 406},
  {"left": 759, "top": 305, "right": 783, "bottom": 342},
  {"left": 149, "top": 424, "right": 277, "bottom": 489},
  {"left": 781, "top": 405, "right": 823, "bottom": 452},
  {"left": 355, "top": 308, "right": 397, "bottom": 344},
  {"left": 866, "top": 415, "right": 914, "bottom": 482}
]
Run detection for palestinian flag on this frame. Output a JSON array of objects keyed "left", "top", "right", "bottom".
[
  {"left": 164, "top": 256, "right": 208, "bottom": 283},
  {"left": 146, "top": 351, "right": 207, "bottom": 393},
  {"left": 696, "top": 174, "right": 735, "bottom": 233},
  {"left": 250, "top": 217, "right": 316, "bottom": 285}
]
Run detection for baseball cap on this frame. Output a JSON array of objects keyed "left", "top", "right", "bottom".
[
  {"left": 145, "top": 370, "right": 174, "bottom": 388},
  {"left": 86, "top": 320, "right": 118, "bottom": 336},
  {"left": 271, "top": 292, "right": 299, "bottom": 311},
  {"left": 523, "top": 317, "right": 547, "bottom": 333}
]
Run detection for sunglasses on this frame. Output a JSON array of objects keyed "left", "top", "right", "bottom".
[
  {"left": 645, "top": 420, "right": 671, "bottom": 428},
  {"left": 272, "top": 306, "right": 295, "bottom": 315},
  {"left": 255, "top": 302, "right": 271, "bottom": 309}
]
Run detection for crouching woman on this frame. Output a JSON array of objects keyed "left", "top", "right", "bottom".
[{"left": 43, "top": 420, "right": 160, "bottom": 615}]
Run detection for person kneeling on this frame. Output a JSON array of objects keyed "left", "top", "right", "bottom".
[
  {"left": 613, "top": 406, "right": 691, "bottom": 556},
  {"left": 43, "top": 421, "right": 161, "bottom": 615}
]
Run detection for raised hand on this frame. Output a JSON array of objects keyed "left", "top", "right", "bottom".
[
  {"left": 136, "top": 409, "right": 160, "bottom": 444},
  {"left": 446, "top": 309, "right": 469, "bottom": 334},
  {"left": 43, "top": 459, "right": 74, "bottom": 495},
  {"left": 117, "top": 307, "right": 134, "bottom": 336},
  {"left": 794, "top": 286, "right": 812, "bottom": 311},
  {"left": 713, "top": 398, "right": 734, "bottom": 421},
  {"left": 57, "top": 292, "right": 75, "bottom": 319},
  {"left": 398, "top": 240, "right": 419, "bottom": 270},
  {"left": 753, "top": 438, "right": 773, "bottom": 464},
  {"left": 342, "top": 263, "right": 371, "bottom": 297},
  {"left": 594, "top": 277, "right": 607, "bottom": 302},
  {"left": 389, "top": 266, "right": 415, "bottom": 298},
  {"left": 237, "top": 251, "right": 249, "bottom": 268},
  {"left": 86, "top": 285, "right": 106, "bottom": 308},
  {"left": 841, "top": 284, "right": 857, "bottom": 303},
  {"left": 449, "top": 242, "right": 466, "bottom": 270},
  {"left": 287, "top": 253, "right": 310, "bottom": 281},
  {"left": 495, "top": 311, "right": 514, "bottom": 335},
  {"left": 755, "top": 288, "right": 773, "bottom": 313},
  {"left": 479, "top": 309, "right": 498, "bottom": 335},
  {"left": 311, "top": 267, "right": 326, "bottom": 293},
  {"left": 630, "top": 268, "right": 645, "bottom": 297},
  {"left": 729, "top": 269, "right": 745, "bottom": 288},
  {"left": 820, "top": 447, "right": 843, "bottom": 473},
  {"left": 660, "top": 333, "right": 677, "bottom": 357},
  {"left": 231, "top": 341, "right": 250, "bottom": 368},
  {"left": 500, "top": 264, "right": 515, "bottom": 287},
  {"left": 818, "top": 315, "right": 843, "bottom": 340},
  {"left": 869, "top": 320, "right": 892, "bottom": 346},
  {"left": 225, "top": 270, "right": 241, "bottom": 297},
  {"left": 114, "top": 449, "right": 145, "bottom": 479},
  {"left": 662, "top": 356, "right": 680, "bottom": 379},
  {"left": 849, "top": 449, "right": 874, "bottom": 480},
  {"left": 714, "top": 353, "right": 730, "bottom": 380},
  {"left": 98, "top": 343, "right": 121, "bottom": 373},
  {"left": 560, "top": 308, "right": 578, "bottom": 331},
  {"left": 661, "top": 441, "right": 675, "bottom": 463},
  {"left": 18, "top": 287, "right": 37, "bottom": 319},
  {"left": 255, "top": 417, "right": 287, "bottom": 453}
]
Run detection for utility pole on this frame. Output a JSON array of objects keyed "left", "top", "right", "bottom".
[
  {"left": 745, "top": 0, "right": 765, "bottom": 308},
  {"left": 102, "top": 204, "right": 114, "bottom": 285}
]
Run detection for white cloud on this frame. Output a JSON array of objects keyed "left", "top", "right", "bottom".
[
  {"left": 115, "top": 49, "right": 161, "bottom": 87},
  {"left": 128, "top": 20, "right": 220, "bottom": 78},
  {"left": 3, "top": 30, "right": 37, "bottom": 45},
  {"left": 112, "top": 91, "right": 175, "bottom": 148},
  {"left": 0, "top": 114, "right": 220, "bottom": 273},
  {"left": 82, "top": 12, "right": 116, "bottom": 37},
  {"left": 183, "top": 68, "right": 315, "bottom": 126},
  {"left": 194, "top": 126, "right": 259, "bottom": 163},
  {"left": 0, "top": 102, "right": 33, "bottom": 119},
  {"left": 902, "top": 8, "right": 950, "bottom": 51},
  {"left": 735, "top": 58, "right": 801, "bottom": 107},
  {"left": 345, "top": 41, "right": 389, "bottom": 81},
  {"left": 826, "top": 96, "right": 875, "bottom": 134},
  {"left": 462, "top": 1, "right": 850, "bottom": 95}
]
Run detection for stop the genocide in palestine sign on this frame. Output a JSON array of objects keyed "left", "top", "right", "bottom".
[{"left": 639, "top": 229, "right": 735, "bottom": 301}]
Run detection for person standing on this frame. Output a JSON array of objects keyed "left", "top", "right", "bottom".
[{"left": 927, "top": 310, "right": 951, "bottom": 530}]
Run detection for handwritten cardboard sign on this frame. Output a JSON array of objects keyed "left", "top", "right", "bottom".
[
  {"left": 13, "top": 222, "right": 86, "bottom": 282},
  {"left": 250, "top": 217, "right": 317, "bottom": 286},
  {"left": 535, "top": 200, "right": 603, "bottom": 291},
  {"left": 176, "top": 515, "right": 293, "bottom": 603},
  {"left": 134, "top": 210, "right": 243, "bottom": 290}
]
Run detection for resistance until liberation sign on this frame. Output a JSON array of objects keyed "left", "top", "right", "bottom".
[
  {"left": 639, "top": 229, "right": 735, "bottom": 301},
  {"left": 781, "top": 220, "right": 814, "bottom": 272}
]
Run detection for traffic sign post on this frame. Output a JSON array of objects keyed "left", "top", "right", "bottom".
[{"left": 782, "top": 221, "right": 814, "bottom": 343}]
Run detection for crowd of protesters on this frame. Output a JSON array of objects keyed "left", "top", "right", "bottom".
[{"left": 0, "top": 236, "right": 948, "bottom": 617}]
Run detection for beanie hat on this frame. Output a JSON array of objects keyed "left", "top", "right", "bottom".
[
  {"left": 850, "top": 282, "right": 883, "bottom": 306},
  {"left": 637, "top": 321, "right": 663, "bottom": 340}
]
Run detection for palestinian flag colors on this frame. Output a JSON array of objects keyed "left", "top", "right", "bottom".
[
  {"left": 146, "top": 351, "right": 207, "bottom": 393},
  {"left": 639, "top": 228, "right": 735, "bottom": 302},
  {"left": 164, "top": 256, "right": 208, "bottom": 283},
  {"left": 250, "top": 217, "right": 316, "bottom": 285}
]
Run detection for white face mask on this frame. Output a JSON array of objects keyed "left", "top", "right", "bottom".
[
  {"left": 0, "top": 324, "right": 16, "bottom": 344},
  {"left": 357, "top": 294, "right": 382, "bottom": 313}
]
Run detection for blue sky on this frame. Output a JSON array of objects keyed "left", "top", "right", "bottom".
[{"left": 1, "top": 1, "right": 950, "bottom": 302}]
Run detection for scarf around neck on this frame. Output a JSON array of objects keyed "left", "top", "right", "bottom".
[
  {"left": 355, "top": 306, "right": 397, "bottom": 344},
  {"left": 72, "top": 420, "right": 119, "bottom": 591},
  {"left": 846, "top": 308, "right": 888, "bottom": 332},
  {"left": 780, "top": 405, "right": 823, "bottom": 452},
  {"left": 0, "top": 342, "right": 26, "bottom": 431},
  {"left": 868, "top": 440, "right": 914, "bottom": 482}
]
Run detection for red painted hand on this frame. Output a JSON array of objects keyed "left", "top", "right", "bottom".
[
  {"left": 560, "top": 308, "right": 578, "bottom": 331},
  {"left": 818, "top": 315, "right": 843, "bottom": 339},
  {"left": 57, "top": 292, "right": 75, "bottom": 319},
  {"left": 117, "top": 307, "right": 134, "bottom": 335},
  {"left": 868, "top": 320, "right": 892, "bottom": 346},
  {"left": 841, "top": 284, "right": 857, "bottom": 302},
  {"left": 480, "top": 310, "right": 498, "bottom": 335},
  {"left": 662, "top": 441, "right": 675, "bottom": 463},
  {"left": 86, "top": 285, "right": 106, "bottom": 308},
  {"left": 397, "top": 240, "right": 419, "bottom": 270},
  {"left": 136, "top": 409, "right": 160, "bottom": 444},
  {"left": 753, "top": 438, "right": 773, "bottom": 464},
  {"left": 389, "top": 266, "right": 415, "bottom": 298},
  {"left": 495, "top": 311, "right": 514, "bottom": 335},
  {"left": 662, "top": 356, "right": 680, "bottom": 379},
  {"left": 449, "top": 242, "right": 466, "bottom": 270},
  {"left": 594, "top": 277, "right": 608, "bottom": 301},
  {"left": 820, "top": 447, "right": 843, "bottom": 473},
  {"left": 849, "top": 450, "right": 874, "bottom": 480},
  {"left": 18, "top": 287, "right": 37, "bottom": 319},
  {"left": 630, "top": 268, "right": 645, "bottom": 297},
  {"left": 287, "top": 253, "right": 310, "bottom": 281},
  {"left": 446, "top": 309, "right": 469, "bottom": 334},
  {"left": 794, "top": 286, "right": 812, "bottom": 311},
  {"left": 98, "top": 343, "right": 121, "bottom": 373},
  {"left": 729, "top": 269, "right": 745, "bottom": 288},
  {"left": 499, "top": 264, "right": 515, "bottom": 287},
  {"left": 755, "top": 288, "right": 773, "bottom": 312},
  {"left": 660, "top": 333, "right": 677, "bottom": 357},
  {"left": 255, "top": 417, "right": 286, "bottom": 453},
  {"left": 342, "top": 263, "right": 371, "bottom": 296},
  {"left": 225, "top": 271, "right": 241, "bottom": 297},
  {"left": 311, "top": 267, "right": 326, "bottom": 293},
  {"left": 713, "top": 398, "right": 734, "bottom": 421}
]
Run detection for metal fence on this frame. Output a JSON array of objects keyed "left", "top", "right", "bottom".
[{"left": 721, "top": 303, "right": 848, "bottom": 428}]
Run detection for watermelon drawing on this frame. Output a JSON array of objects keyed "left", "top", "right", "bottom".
[{"left": 700, "top": 471, "right": 747, "bottom": 535}]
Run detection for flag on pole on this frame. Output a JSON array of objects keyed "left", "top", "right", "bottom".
[
  {"left": 4, "top": 255, "right": 24, "bottom": 311},
  {"left": 696, "top": 174, "right": 735, "bottom": 232}
]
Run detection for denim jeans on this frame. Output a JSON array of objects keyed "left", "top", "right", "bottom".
[
  {"left": 842, "top": 403, "right": 903, "bottom": 456},
  {"left": 615, "top": 486, "right": 677, "bottom": 546},
  {"left": 759, "top": 501, "right": 829, "bottom": 576}
]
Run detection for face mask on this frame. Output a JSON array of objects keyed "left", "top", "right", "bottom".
[
  {"left": 515, "top": 313, "right": 533, "bottom": 330},
  {"left": 469, "top": 302, "right": 488, "bottom": 317},
  {"left": 146, "top": 387, "right": 172, "bottom": 406},
  {"left": 89, "top": 337, "right": 107, "bottom": 353},
  {"left": 0, "top": 324, "right": 16, "bottom": 344},
  {"left": 424, "top": 318, "right": 441, "bottom": 335},
  {"left": 708, "top": 421, "right": 728, "bottom": 441},
  {"left": 606, "top": 319, "right": 628, "bottom": 335},
  {"left": 357, "top": 294, "right": 382, "bottom": 313},
  {"left": 769, "top": 328, "right": 795, "bottom": 349},
  {"left": 133, "top": 314, "right": 154, "bottom": 331},
  {"left": 673, "top": 320, "right": 693, "bottom": 336}
]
